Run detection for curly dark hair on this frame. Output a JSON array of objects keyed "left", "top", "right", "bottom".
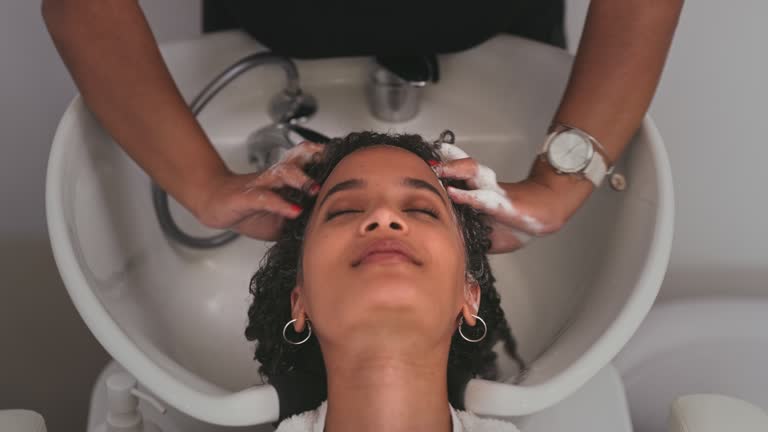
[{"left": 244, "top": 131, "right": 524, "bottom": 415}]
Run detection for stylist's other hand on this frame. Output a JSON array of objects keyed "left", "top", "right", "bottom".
[
  {"left": 194, "top": 141, "right": 325, "bottom": 241},
  {"left": 432, "top": 146, "right": 593, "bottom": 254}
]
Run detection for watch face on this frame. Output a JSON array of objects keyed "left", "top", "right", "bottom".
[{"left": 547, "top": 130, "right": 593, "bottom": 173}]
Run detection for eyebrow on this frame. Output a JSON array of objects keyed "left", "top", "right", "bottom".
[{"left": 316, "top": 177, "right": 449, "bottom": 210}]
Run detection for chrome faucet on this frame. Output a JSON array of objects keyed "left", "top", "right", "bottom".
[
  {"left": 189, "top": 52, "right": 317, "bottom": 124},
  {"left": 367, "top": 55, "right": 439, "bottom": 122},
  {"left": 152, "top": 52, "right": 328, "bottom": 249}
]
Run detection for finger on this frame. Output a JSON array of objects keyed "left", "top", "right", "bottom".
[
  {"left": 245, "top": 163, "right": 320, "bottom": 195},
  {"left": 472, "top": 165, "right": 504, "bottom": 193},
  {"left": 436, "top": 159, "right": 505, "bottom": 194},
  {"left": 434, "top": 157, "right": 478, "bottom": 181},
  {"left": 449, "top": 188, "right": 537, "bottom": 244},
  {"left": 237, "top": 188, "right": 304, "bottom": 220},
  {"left": 446, "top": 186, "right": 517, "bottom": 217},
  {"left": 439, "top": 164, "right": 504, "bottom": 199},
  {"left": 270, "top": 163, "right": 320, "bottom": 194},
  {"left": 448, "top": 186, "right": 546, "bottom": 235},
  {"left": 281, "top": 141, "right": 326, "bottom": 166}
]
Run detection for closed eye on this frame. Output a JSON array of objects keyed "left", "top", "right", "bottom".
[
  {"left": 325, "top": 207, "right": 439, "bottom": 221},
  {"left": 410, "top": 207, "right": 439, "bottom": 218},
  {"left": 325, "top": 209, "right": 360, "bottom": 220}
]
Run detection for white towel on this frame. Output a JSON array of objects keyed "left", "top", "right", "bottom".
[{"left": 274, "top": 400, "right": 519, "bottom": 431}]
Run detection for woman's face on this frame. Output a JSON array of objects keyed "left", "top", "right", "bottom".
[{"left": 291, "top": 145, "right": 480, "bottom": 351}]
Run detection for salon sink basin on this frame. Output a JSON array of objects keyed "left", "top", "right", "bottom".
[{"left": 46, "top": 30, "right": 673, "bottom": 427}]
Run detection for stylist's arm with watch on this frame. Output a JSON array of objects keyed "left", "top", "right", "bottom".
[{"left": 434, "top": 0, "right": 684, "bottom": 253}]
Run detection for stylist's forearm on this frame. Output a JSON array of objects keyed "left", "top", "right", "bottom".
[
  {"left": 553, "top": 0, "right": 684, "bottom": 163},
  {"left": 42, "top": 0, "right": 229, "bottom": 216}
]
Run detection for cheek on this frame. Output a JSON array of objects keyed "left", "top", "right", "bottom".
[
  {"left": 297, "top": 229, "right": 349, "bottom": 316},
  {"left": 426, "top": 234, "right": 467, "bottom": 309}
]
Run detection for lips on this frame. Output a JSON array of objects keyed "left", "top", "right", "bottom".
[{"left": 352, "top": 238, "right": 422, "bottom": 266}]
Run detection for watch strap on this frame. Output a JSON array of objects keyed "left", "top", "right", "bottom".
[{"left": 584, "top": 149, "right": 609, "bottom": 187}]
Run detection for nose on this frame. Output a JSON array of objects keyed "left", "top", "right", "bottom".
[{"left": 358, "top": 204, "right": 409, "bottom": 235}]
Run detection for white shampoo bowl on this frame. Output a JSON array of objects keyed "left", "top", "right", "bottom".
[{"left": 46, "top": 31, "right": 673, "bottom": 426}]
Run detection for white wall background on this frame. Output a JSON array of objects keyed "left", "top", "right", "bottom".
[
  {"left": 565, "top": 0, "right": 768, "bottom": 300},
  {"left": 0, "top": 0, "right": 766, "bottom": 430},
  {"left": 0, "top": 2, "right": 201, "bottom": 431}
]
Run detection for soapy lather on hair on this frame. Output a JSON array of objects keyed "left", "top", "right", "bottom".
[{"left": 431, "top": 143, "right": 546, "bottom": 245}]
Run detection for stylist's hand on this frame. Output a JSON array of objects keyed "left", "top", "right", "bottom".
[
  {"left": 432, "top": 145, "right": 594, "bottom": 254},
  {"left": 194, "top": 141, "right": 325, "bottom": 241}
]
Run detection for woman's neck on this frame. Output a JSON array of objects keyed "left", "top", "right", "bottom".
[{"left": 322, "top": 345, "right": 453, "bottom": 432}]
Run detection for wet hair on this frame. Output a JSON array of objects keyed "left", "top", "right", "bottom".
[{"left": 244, "top": 131, "right": 525, "bottom": 417}]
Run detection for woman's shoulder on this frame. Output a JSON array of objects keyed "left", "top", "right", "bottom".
[{"left": 452, "top": 405, "right": 520, "bottom": 432}]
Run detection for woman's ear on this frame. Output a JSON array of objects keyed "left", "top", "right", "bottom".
[
  {"left": 460, "top": 277, "right": 481, "bottom": 326},
  {"left": 290, "top": 285, "right": 308, "bottom": 332}
]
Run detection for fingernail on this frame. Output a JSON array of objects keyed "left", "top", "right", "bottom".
[
  {"left": 428, "top": 160, "right": 443, "bottom": 176},
  {"left": 291, "top": 204, "right": 303, "bottom": 214},
  {"left": 303, "top": 180, "right": 320, "bottom": 194}
]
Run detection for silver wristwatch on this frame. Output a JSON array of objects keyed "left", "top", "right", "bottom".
[{"left": 539, "top": 123, "right": 615, "bottom": 188}]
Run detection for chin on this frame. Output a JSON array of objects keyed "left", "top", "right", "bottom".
[
  {"left": 365, "top": 279, "right": 423, "bottom": 304},
  {"left": 353, "top": 284, "right": 434, "bottom": 322}
]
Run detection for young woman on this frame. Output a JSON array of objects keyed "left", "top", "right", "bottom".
[{"left": 245, "top": 132, "right": 523, "bottom": 431}]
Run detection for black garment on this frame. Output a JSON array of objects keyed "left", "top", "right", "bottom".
[{"left": 204, "top": 0, "right": 566, "bottom": 55}]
